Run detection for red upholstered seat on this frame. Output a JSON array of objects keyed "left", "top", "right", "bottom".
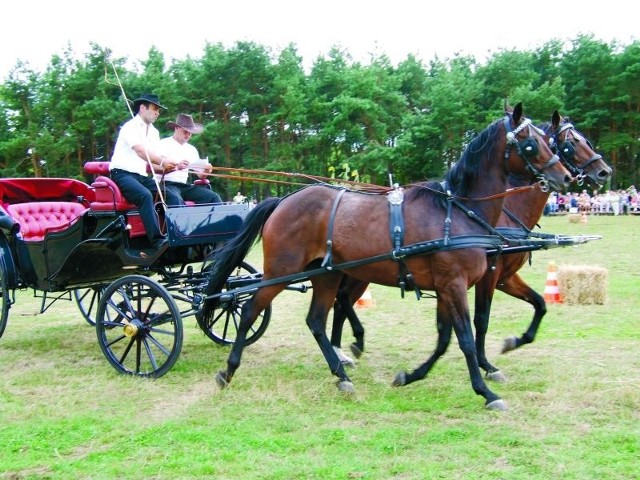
[
  {"left": 84, "top": 162, "right": 137, "bottom": 211},
  {"left": 84, "top": 161, "right": 198, "bottom": 210},
  {"left": 83, "top": 161, "right": 111, "bottom": 176},
  {"left": 90, "top": 176, "right": 139, "bottom": 211},
  {"left": 7, "top": 202, "right": 87, "bottom": 241}
]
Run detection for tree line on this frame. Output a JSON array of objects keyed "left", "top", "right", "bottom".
[{"left": 0, "top": 34, "right": 638, "bottom": 201}]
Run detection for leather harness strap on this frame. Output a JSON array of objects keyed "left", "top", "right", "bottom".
[{"left": 321, "top": 188, "right": 347, "bottom": 269}]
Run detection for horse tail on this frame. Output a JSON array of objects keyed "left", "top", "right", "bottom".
[{"left": 202, "top": 196, "right": 282, "bottom": 304}]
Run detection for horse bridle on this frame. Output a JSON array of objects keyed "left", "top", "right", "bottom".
[
  {"left": 503, "top": 116, "right": 561, "bottom": 193},
  {"left": 547, "top": 122, "right": 603, "bottom": 186}
]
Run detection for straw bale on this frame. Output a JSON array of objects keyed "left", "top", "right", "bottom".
[{"left": 557, "top": 265, "right": 607, "bottom": 305}]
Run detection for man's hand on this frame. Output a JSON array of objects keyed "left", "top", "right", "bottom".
[
  {"left": 163, "top": 160, "right": 179, "bottom": 173},
  {"left": 197, "top": 163, "right": 213, "bottom": 179}
]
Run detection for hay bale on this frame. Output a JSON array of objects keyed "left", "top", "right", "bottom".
[
  {"left": 557, "top": 265, "right": 608, "bottom": 305},
  {"left": 568, "top": 213, "right": 581, "bottom": 223}
]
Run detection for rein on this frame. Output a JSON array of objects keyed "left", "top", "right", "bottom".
[
  {"left": 189, "top": 165, "right": 388, "bottom": 193},
  {"left": 189, "top": 166, "right": 543, "bottom": 202},
  {"left": 407, "top": 181, "right": 543, "bottom": 202}
]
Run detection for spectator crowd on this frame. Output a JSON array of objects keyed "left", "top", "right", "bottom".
[{"left": 545, "top": 186, "right": 639, "bottom": 216}]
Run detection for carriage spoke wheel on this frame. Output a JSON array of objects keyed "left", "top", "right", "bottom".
[
  {"left": 0, "top": 256, "right": 10, "bottom": 339},
  {"left": 196, "top": 261, "right": 271, "bottom": 346},
  {"left": 96, "top": 275, "right": 183, "bottom": 378},
  {"left": 73, "top": 285, "right": 107, "bottom": 326}
]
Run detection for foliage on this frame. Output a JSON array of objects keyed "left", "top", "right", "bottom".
[{"left": 1, "top": 37, "right": 639, "bottom": 193}]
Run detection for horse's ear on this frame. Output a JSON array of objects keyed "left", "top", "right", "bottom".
[
  {"left": 503, "top": 98, "right": 510, "bottom": 113},
  {"left": 513, "top": 102, "right": 523, "bottom": 123},
  {"left": 551, "top": 110, "right": 561, "bottom": 129}
]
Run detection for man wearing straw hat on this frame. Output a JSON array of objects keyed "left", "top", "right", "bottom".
[
  {"left": 156, "top": 113, "right": 222, "bottom": 204},
  {"left": 109, "top": 93, "right": 183, "bottom": 252}
]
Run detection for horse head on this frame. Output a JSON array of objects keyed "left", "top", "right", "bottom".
[
  {"left": 503, "top": 103, "right": 572, "bottom": 193},
  {"left": 544, "top": 110, "right": 613, "bottom": 188}
]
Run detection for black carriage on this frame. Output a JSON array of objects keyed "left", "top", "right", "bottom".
[{"left": 0, "top": 162, "right": 271, "bottom": 377}]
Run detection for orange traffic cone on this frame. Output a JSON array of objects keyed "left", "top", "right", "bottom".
[
  {"left": 580, "top": 211, "right": 588, "bottom": 224},
  {"left": 355, "top": 287, "right": 374, "bottom": 309},
  {"left": 543, "top": 261, "right": 563, "bottom": 304}
]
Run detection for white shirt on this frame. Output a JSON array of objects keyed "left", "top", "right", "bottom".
[
  {"left": 155, "top": 136, "right": 200, "bottom": 184},
  {"left": 109, "top": 115, "right": 160, "bottom": 176}
]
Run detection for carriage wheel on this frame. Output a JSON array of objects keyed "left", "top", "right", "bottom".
[
  {"left": 95, "top": 275, "right": 183, "bottom": 378},
  {"left": 196, "top": 261, "right": 271, "bottom": 346},
  {"left": 0, "top": 256, "right": 9, "bottom": 339},
  {"left": 73, "top": 285, "right": 107, "bottom": 326}
]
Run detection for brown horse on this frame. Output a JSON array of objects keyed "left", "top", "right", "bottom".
[
  {"left": 330, "top": 111, "right": 612, "bottom": 380},
  {"left": 202, "top": 103, "right": 572, "bottom": 410},
  {"left": 473, "top": 111, "right": 612, "bottom": 380}
]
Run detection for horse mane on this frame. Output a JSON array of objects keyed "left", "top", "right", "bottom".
[
  {"left": 538, "top": 121, "right": 552, "bottom": 133},
  {"left": 539, "top": 114, "right": 572, "bottom": 134},
  {"left": 405, "top": 115, "right": 505, "bottom": 207},
  {"left": 446, "top": 118, "right": 504, "bottom": 197}
]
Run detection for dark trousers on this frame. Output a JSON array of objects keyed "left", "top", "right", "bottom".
[
  {"left": 163, "top": 181, "right": 222, "bottom": 204},
  {"left": 111, "top": 169, "right": 184, "bottom": 242}
]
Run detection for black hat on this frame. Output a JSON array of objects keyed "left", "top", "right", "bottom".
[{"left": 132, "top": 93, "right": 166, "bottom": 113}]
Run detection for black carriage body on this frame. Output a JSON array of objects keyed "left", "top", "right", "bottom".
[
  {"left": 0, "top": 177, "right": 250, "bottom": 292},
  {"left": 165, "top": 203, "right": 247, "bottom": 246}
]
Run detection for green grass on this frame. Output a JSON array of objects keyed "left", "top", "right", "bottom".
[{"left": 0, "top": 215, "right": 638, "bottom": 479}]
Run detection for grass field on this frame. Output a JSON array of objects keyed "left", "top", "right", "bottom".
[{"left": 0, "top": 214, "right": 638, "bottom": 479}]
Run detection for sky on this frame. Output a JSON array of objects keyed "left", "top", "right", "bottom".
[{"left": 1, "top": 0, "right": 637, "bottom": 79}]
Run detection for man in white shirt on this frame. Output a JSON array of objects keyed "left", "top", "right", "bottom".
[
  {"left": 156, "top": 114, "right": 222, "bottom": 204},
  {"left": 109, "top": 93, "right": 183, "bottom": 251}
]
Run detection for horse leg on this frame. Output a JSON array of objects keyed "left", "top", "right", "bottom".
[
  {"left": 344, "top": 280, "right": 368, "bottom": 359},
  {"left": 215, "top": 284, "right": 284, "bottom": 389},
  {"left": 331, "top": 277, "right": 368, "bottom": 364},
  {"left": 498, "top": 273, "right": 547, "bottom": 353},
  {"left": 309, "top": 276, "right": 355, "bottom": 393},
  {"left": 473, "top": 273, "right": 508, "bottom": 382},
  {"left": 330, "top": 289, "right": 356, "bottom": 367},
  {"left": 451, "top": 316, "right": 507, "bottom": 411},
  {"left": 392, "top": 317, "right": 452, "bottom": 386},
  {"left": 393, "top": 292, "right": 506, "bottom": 411}
]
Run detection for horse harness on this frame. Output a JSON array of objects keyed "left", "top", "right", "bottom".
[
  {"left": 318, "top": 117, "right": 562, "bottom": 299},
  {"left": 319, "top": 184, "right": 508, "bottom": 300},
  {"left": 503, "top": 117, "right": 561, "bottom": 193},
  {"left": 547, "top": 122, "right": 603, "bottom": 186}
]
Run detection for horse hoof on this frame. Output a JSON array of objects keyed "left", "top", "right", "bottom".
[
  {"left": 502, "top": 336, "right": 518, "bottom": 354},
  {"left": 486, "top": 399, "right": 508, "bottom": 411},
  {"left": 349, "top": 343, "right": 363, "bottom": 359},
  {"left": 486, "top": 370, "right": 508, "bottom": 383},
  {"left": 337, "top": 380, "right": 355, "bottom": 394},
  {"left": 215, "top": 371, "right": 229, "bottom": 389},
  {"left": 392, "top": 372, "right": 406, "bottom": 387},
  {"left": 333, "top": 346, "right": 356, "bottom": 368}
]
